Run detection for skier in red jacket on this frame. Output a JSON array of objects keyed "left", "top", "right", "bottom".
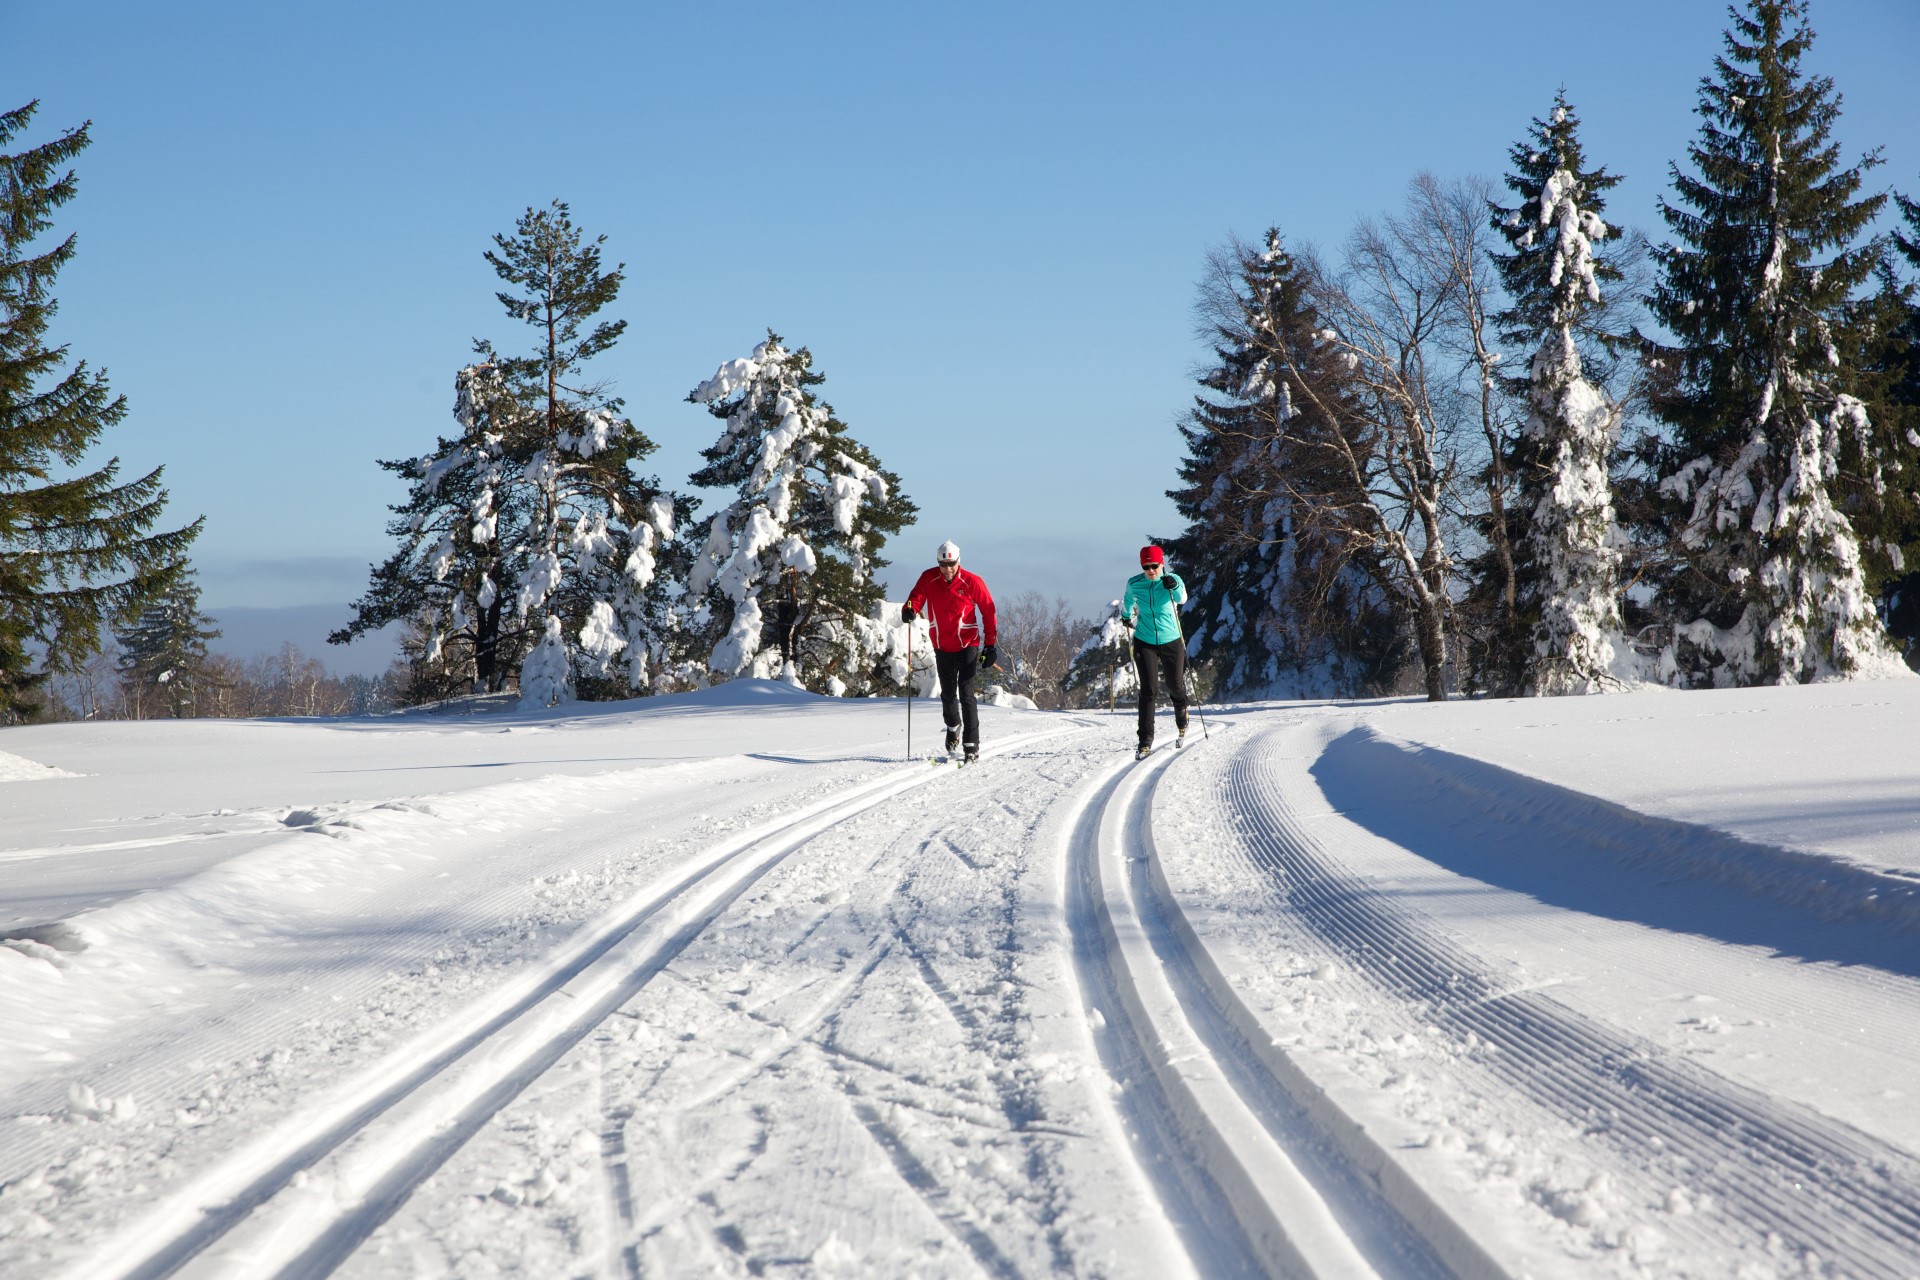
[{"left": 902, "top": 540, "right": 997, "bottom": 762}]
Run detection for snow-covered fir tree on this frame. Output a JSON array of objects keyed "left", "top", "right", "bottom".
[
  {"left": 1063, "top": 599, "right": 1139, "bottom": 709},
  {"left": 334, "top": 204, "right": 687, "bottom": 707},
  {"left": 1, "top": 102, "right": 201, "bottom": 722},
  {"left": 685, "top": 334, "right": 915, "bottom": 694},
  {"left": 1480, "top": 93, "right": 1634, "bottom": 695},
  {"left": 332, "top": 363, "right": 534, "bottom": 699},
  {"left": 1167, "top": 232, "right": 1403, "bottom": 697},
  {"left": 113, "top": 568, "right": 220, "bottom": 717},
  {"left": 1647, "top": 0, "right": 1910, "bottom": 686}
]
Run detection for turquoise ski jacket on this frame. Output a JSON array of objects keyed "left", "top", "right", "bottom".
[{"left": 1121, "top": 571, "right": 1187, "bottom": 646}]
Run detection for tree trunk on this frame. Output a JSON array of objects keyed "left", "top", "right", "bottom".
[
  {"left": 474, "top": 596, "right": 503, "bottom": 693},
  {"left": 1415, "top": 594, "right": 1449, "bottom": 701}
]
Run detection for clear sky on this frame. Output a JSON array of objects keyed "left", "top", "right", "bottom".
[{"left": 7, "top": 1, "right": 1917, "bottom": 659}]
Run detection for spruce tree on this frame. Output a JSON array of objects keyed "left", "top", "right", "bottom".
[
  {"left": 1, "top": 102, "right": 201, "bottom": 722},
  {"left": 684, "top": 333, "right": 915, "bottom": 694},
  {"left": 114, "top": 567, "right": 220, "bottom": 717},
  {"left": 1479, "top": 93, "right": 1633, "bottom": 695},
  {"left": 1167, "top": 231, "right": 1401, "bottom": 697},
  {"left": 1647, "top": 0, "right": 1909, "bottom": 685},
  {"left": 334, "top": 204, "right": 686, "bottom": 706}
]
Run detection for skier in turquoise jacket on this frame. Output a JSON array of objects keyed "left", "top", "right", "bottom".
[{"left": 1119, "top": 545, "right": 1189, "bottom": 758}]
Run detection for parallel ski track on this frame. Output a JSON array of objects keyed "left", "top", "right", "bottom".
[
  {"left": 66, "top": 725, "right": 1081, "bottom": 1280},
  {"left": 1062, "top": 745, "right": 1460, "bottom": 1279},
  {"left": 1226, "top": 723, "right": 1920, "bottom": 1279}
]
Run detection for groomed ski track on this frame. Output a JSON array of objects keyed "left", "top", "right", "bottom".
[
  {"left": 22, "top": 702, "right": 1920, "bottom": 1278},
  {"left": 64, "top": 727, "right": 1083, "bottom": 1280}
]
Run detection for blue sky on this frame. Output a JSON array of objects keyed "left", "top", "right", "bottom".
[{"left": 7, "top": 0, "right": 1917, "bottom": 667}]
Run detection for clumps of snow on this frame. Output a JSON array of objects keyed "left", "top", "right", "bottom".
[
  {"left": 518, "top": 617, "right": 572, "bottom": 709},
  {"left": 65, "top": 1082, "right": 137, "bottom": 1123},
  {"left": 980, "top": 685, "right": 1038, "bottom": 711},
  {"left": 0, "top": 751, "right": 79, "bottom": 782},
  {"left": 576, "top": 601, "right": 627, "bottom": 677},
  {"left": 1538, "top": 168, "right": 1607, "bottom": 307}
]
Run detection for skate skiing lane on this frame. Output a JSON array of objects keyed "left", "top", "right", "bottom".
[
  {"left": 62, "top": 724, "right": 1086, "bottom": 1280},
  {"left": 1211, "top": 720, "right": 1920, "bottom": 1279}
]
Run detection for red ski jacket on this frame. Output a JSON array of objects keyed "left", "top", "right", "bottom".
[{"left": 906, "top": 566, "right": 997, "bottom": 652}]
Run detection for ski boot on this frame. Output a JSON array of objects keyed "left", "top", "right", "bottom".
[
  {"left": 944, "top": 727, "right": 960, "bottom": 758},
  {"left": 963, "top": 745, "right": 979, "bottom": 765},
  {"left": 1135, "top": 743, "right": 1152, "bottom": 761}
]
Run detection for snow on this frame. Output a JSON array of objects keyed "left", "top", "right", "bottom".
[
  {"left": 5, "top": 681, "right": 1920, "bottom": 1277},
  {"left": 0, "top": 750, "right": 79, "bottom": 782},
  {"left": 517, "top": 616, "right": 571, "bottom": 708}
]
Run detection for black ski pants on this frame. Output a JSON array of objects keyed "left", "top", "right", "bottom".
[
  {"left": 935, "top": 646, "right": 981, "bottom": 749},
  {"left": 1132, "top": 637, "right": 1189, "bottom": 747}
]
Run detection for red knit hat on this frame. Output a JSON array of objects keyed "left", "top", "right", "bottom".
[{"left": 1140, "top": 545, "right": 1165, "bottom": 567}]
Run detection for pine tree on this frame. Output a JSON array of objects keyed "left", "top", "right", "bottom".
[
  {"left": 1646, "top": 1, "right": 1910, "bottom": 685},
  {"left": 333, "top": 203, "right": 686, "bottom": 706},
  {"left": 1167, "top": 231, "right": 1402, "bottom": 697},
  {"left": 114, "top": 568, "right": 220, "bottom": 717},
  {"left": 1479, "top": 93, "right": 1634, "bottom": 695},
  {"left": 1, "top": 102, "right": 201, "bottom": 722},
  {"left": 684, "top": 333, "right": 915, "bottom": 694}
]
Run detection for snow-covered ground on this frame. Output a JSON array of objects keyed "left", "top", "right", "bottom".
[{"left": 3, "top": 680, "right": 1918, "bottom": 1279}]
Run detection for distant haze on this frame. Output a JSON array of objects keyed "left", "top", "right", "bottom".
[{"left": 207, "top": 606, "right": 399, "bottom": 678}]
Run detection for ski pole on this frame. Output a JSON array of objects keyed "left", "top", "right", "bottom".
[
  {"left": 1171, "top": 581, "right": 1208, "bottom": 741},
  {"left": 1187, "top": 672, "right": 1210, "bottom": 740}
]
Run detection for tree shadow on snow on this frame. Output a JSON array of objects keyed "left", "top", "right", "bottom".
[{"left": 1310, "top": 727, "right": 1920, "bottom": 980}]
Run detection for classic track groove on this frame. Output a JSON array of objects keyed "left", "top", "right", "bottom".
[
  {"left": 1062, "top": 746, "right": 1465, "bottom": 1279},
  {"left": 66, "top": 728, "right": 1078, "bottom": 1280}
]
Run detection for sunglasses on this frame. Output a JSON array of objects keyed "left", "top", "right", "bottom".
[{"left": 1142, "top": 563, "right": 1163, "bottom": 570}]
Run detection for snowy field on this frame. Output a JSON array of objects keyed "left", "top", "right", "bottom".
[{"left": 3, "top": 679, "right": 1919, "bottom": 1279}]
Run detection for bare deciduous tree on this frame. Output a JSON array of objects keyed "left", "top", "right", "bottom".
[
  {"left": 1280, "top": 176, "right": 1505, "bottom": 700},
  {"left": 992, "top": 591, "right": 1087, "bottom": 709}
]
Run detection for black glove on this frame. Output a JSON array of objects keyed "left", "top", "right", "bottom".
[
  {"left": 901, "top": 604, "right": 917, "bottom": 622},
  {"left": 980, "top": 644, "right": 997, "bottom": 669},
  {"left": 1161, "top": 575, "right": 1177, "bottom": 591}
]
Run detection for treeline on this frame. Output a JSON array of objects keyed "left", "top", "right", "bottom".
[
  {"left": 1165, "top": 0, "right": 1920, "bottom": 701},
  {"left": 41, "top": 636, "right": 396, "bottom": 722},
  {"left": 8, "top": 0, "right": 1915, "bottom": 724},
  {"left": 39, "top": 589, "right": 1112, "bottom": 721}
]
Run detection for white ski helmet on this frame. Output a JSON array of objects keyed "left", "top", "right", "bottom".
[{"left": 936, "top": 539, "right": 961, "bottom": 565}]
